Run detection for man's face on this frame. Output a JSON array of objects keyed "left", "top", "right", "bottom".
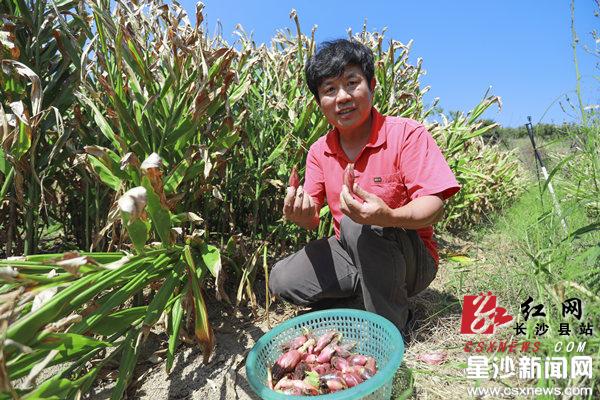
[{"left": 316, "top": 65, "right": 375, "bottom": 134}]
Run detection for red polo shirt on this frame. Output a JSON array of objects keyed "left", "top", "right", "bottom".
[{"left": 304, "top": 108, "right": 460, "bottom": 265}]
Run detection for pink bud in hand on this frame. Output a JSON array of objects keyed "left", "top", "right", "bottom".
[
  {"left": 289, "top": 166, "right": 300, "bottom": 189},
  {"left": 343, "top": 163, "right": 355, "bottom": 195}
]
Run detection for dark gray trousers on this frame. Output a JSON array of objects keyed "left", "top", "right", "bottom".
[{"left": 268, "top": 216, "right": 437, "bottom": 332}]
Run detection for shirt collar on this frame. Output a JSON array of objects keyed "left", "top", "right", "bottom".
[{"left": 323, "top": 107, "right": 386, "bottom": 157}]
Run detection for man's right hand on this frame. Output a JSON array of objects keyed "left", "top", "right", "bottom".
[{"left": 283, "top": 185, "right": 320, "bottom": 229}]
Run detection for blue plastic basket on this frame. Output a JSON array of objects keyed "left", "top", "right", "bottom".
[{"left": 246, "top": 308, "right": 404, "bottom": 400}]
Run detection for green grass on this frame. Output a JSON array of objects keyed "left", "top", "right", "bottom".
[{"left": 438, "top": 132, "right": 599, "bottom": 398}]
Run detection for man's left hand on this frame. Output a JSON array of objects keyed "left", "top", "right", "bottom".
[{"left": 339, "top": 183, "right": 393, "bottom": 227}]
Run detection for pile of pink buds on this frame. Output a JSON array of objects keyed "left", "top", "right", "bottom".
[{"left": 268, "top": 329, "right": 378, "bottom": 395}]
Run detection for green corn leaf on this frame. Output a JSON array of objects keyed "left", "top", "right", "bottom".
[
  {"left": 87, "top": 155, "right": 121, "bottom": 191},
  {"left": 23, "top": 252, "right": 125, "bottom": 263},
  {"left": 229, "top": 78, "right": 252, "bottom": 104},
  {"left": 0, "top": 148, "right": 8, "bottom": 175},
  {"left": 110, "top": 328, "right": 143, "bottom": 400},
  {"left": 217, "top": 127, "right": 242, "bottom": 150},
  {"left": 319, "top": 205, "right": 330, "bottom": 218},
  {"left": 7, "top": 253, "right": 160, "bottom": 345},
  {"left": 22, "top": 378, "right": 74, "bottom": 399},
  {"left": 38, "top": 332, "right": 112, "bottom": 352},
  {"left": 124, "top": 215, "right": 150, "bottom": 253},
  {"left": 69, "top": 258, "right": 170, "bottom": 335},
  {"left": 172, "top": 127, "right": 201, "bottom": 153},
  {"left": 170, "top": 212, "right": 203, "bottom": 226},
  {"left": 184, "top": 245, "right": 213, "bottom": 362},
  {"left": 142, "top": 268, "right": 181, "bottom": 330},
  {"left": 77, "top": 95, "right": 124, "bottom": 154},
  {"left": 199, "top": 242, "right": 228, "bottom": 302},
  {"left": 0, "top": 166, "right": 14, "bottom": 200},
  {"left": 13, "top": 0, "right": 34, "bottom": 27},
  {"left": 264, "top": 135, "right": 290, "bottom": 167},
  {"left": 166, "top": 295, "right": 184, "bottom": 373},
  {"left": 142, "top": 176, "right": 172, "bottom": 245},
  {"left": 13, "top": 120, "right": 32, "bottom": 160},
  {"left": 164, "top": 159, "right": 190, "bottom": 194},
  {"left": 90, "top": 306, "right": 147, "bottom": 337},
  {"left": 307, "top": 117, "right": 329, "bottom": 145},
  {"left": 199, "top": 243, "right": 221, "bottom": 279},
  {"left": 68, "top": 362, "right": 104, "bottom": 398},
  {"left": 293, "top": 100, "right": 315, "bottom": 134},
  {"left": 163, "top": 119, "right": 194, "bottom": 149},
  {"left": 8, "top": 333, "right": 112, "bottom": 379},
  {"left": 181, "top": 159, "right": 206, "bottom": 183}
]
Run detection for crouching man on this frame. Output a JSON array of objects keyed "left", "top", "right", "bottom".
[{"left": 269, "top": 39, "right": 460, "bottom": 333}]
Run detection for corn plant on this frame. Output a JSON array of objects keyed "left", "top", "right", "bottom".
[
  {"left": 430, "top": 97, "right": 525, "bottom": 230},
  {"left": 219, "top": 16, "right": 327, "bottom": 247},
  {"left": 0, "top": 0, "right": 89, "bottom": 256},
  {"left": 75, "top": 0, "right": 251, "bottom": 251},
  {"left": 214, "top": 16, "right": 331, "bottom": 304},
  {"left": 0, "top": 152, "right": 228, "bottom": 399}
]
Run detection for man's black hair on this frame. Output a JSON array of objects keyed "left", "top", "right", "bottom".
[{"left": 305, "top": 39, "right": 375, "bottom": 101}]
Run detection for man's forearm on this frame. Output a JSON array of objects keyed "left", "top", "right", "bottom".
[{"left": 388, "top": 195, "right": 444, "bottom": 229}]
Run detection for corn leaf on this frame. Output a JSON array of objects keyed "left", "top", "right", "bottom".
[
  {"left": 125, "top": 217, "right": 150, "bottom": 254},
  {"left": 87, "top": 155, "right": 121, "bottom": 191},
  {"left": 166, "top": 295, "right": 184, "bottom": 373},
  {"left": 22, "top": 378, "right": 74, "bottom": 399},
  {"left": 7, "top": 253, "right": 159, "bottom": 345},
  {"left": 164, "top": 159, "right": 189, "bottom": 194},
  {"left": 142, "top": 268, "right": 181, "bottom": 330},
  {"left": 90, "top": 306, "right": 147, "bottom": 337},
  {"left": 110, "top": 328, "right": 142, "bottom": 400},
  {"left": 199, "top": 243, "right": 221, "bottom": 279},
  {"left": 69, "top": 260, "right": 169, "bottom": 334},
  {"left": 77, "top": 95, "right": 124, "bottom": 154},
  {"left": 142, "top": 175, "right": 172, "bottom": 245},
  {"left": 184, "top": 245, "right": 213, "bottom": 363},
  {"left": 8, "top": 334, "right": 112, "bottom": 379}
]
